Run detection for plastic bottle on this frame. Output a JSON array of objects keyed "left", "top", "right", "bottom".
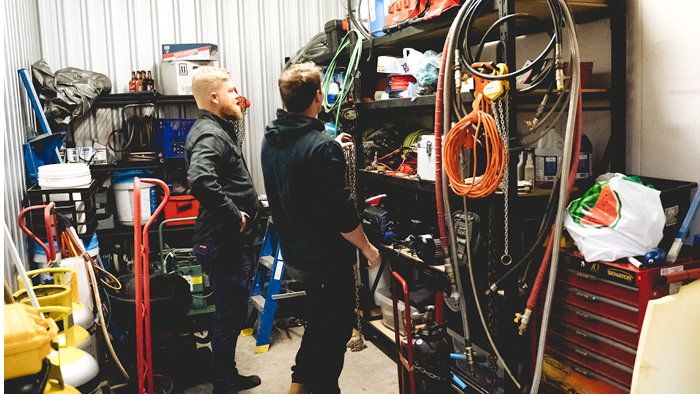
[
  {"left": 534, "top": 129, "right": 564, "bottom": 188},
  {"left": 576, "top": 133, "right": 593, "bottom": 181},
  {"left": 517, "top": 151, "right": 524, "bottom": 183},
  {"left": 524, "top": 152, "right": 535, "bottom": 186}
]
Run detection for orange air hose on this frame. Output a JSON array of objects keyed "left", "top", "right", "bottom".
[{"left": 444, "top": 94, "right": 508, "bottom": 198}]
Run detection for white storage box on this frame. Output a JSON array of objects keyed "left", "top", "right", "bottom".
[
  {"left": 162, "top": 43, "right": 219, "bottom": 61},
  {"left": 417, "top": 135, "right": 438, "bottom": 181},
  {"left": 376, "top": 287, "right": 418, "bottom": 335},
  {"left": 160, "top": 60, "right": 217, "bottom": 95}
]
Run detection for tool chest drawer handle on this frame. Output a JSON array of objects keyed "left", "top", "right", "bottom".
[
  {"left": 574, "top": 271, "right": 595, "bottom": 280},
  {"left": 574, "top": 348, "right": 590, "bottom": 358},
  {"left": 575, "top": 310, "right": 591, "bottom": 319},
  {"left": 574, "top": 329, "right": 590, "bottom": 339},
  {"left": 575, "top": 291, "right": 596, "bottom": 301},
  {"left": 573, "top": 366, "right": 589, "bottom": 377}
]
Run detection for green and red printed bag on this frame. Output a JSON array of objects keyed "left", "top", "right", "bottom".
[{"left": 564, "top": 173, "right": 665, "bottom": 262}]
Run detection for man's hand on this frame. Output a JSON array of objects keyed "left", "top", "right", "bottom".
[
  {"left": 335, "top": 132, "right": 353, "bottom": 152},
  {"left": 361, "top": 244, "right": 381, "bottom": 270},
  {"left": 239, "top": 212, "right": 249, "bottom": 233}
]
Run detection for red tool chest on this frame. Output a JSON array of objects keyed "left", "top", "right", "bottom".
[{"left": 535, "top": 250, "right": 700, "bottom": 393}]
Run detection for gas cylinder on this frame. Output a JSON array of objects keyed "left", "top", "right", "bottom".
[{"left": 413, "top": 306, "right": 451, "bottom": 393}]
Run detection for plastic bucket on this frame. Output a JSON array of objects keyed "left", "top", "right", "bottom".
[
  {"left": 113, "top": 179, "right": 156, "bottom": 225},
  {"left": 38, "top": 163, "right": 91, "bottom": 189}
]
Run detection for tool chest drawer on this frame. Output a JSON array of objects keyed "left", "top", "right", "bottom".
[
  {"left": 557, "top": 268, "right": 639, "bottom": 306},
  {"left": 555, "top": 285, "right": 639, "bottom": 328},
  {"left": 548, "top": 317, "right": 637, "bottom": 368},
  {"left": 542, "top": 351, "right": 630, "bottom": 394},
  {"left": 546, "top": 301, "right": 639, "bottom": 347},
  {"left": 546, "top": 335, "right": 634, "bottom": 387}
]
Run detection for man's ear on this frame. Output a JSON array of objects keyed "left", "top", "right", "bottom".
[{"left": 210, "top": 91, "right": 219, "bottom": 105}]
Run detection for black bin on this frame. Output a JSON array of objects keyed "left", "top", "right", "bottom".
[{"left": 638, "top": 176, "right": 697, "bottom": 250}]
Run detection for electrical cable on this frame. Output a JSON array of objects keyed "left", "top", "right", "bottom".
[
  {"left": 444, "top": 95, "right": 508, "bottom": 198},
  {"left": 322, "top": 29, "right": 363, "bottom": 134},
  {"left": 474, "top": 14, "right": 555, "bottom": 94},
  {"left": 457, "top": 0, "right": 561, "bottom": 82},
  {"left": 528, "top": 2, "right": 581, "bottom": 391},
  {"left": 462, "top": 194, "right": 521, "bottom": 389},
  {"left": 63, "top": 225, "right": 130, "bottom": 388},
  {"left": 283, "top": 32, "right": 330, "bottom": 71},
  {"left": 485, "top": 174, "right": 562, "bottom": 296},
  {"left": 436, "top": 2, "right": 522, "bottom": 388}
]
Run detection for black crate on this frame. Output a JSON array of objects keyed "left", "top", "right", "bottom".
[
  {"left": 638, "top": 176, "right": 698, "bottom": 251},
  {"left": 26, "top": 180, "right": 98, "bottom": 238}
]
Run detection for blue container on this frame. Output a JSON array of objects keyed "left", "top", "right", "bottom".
[{"left": 155, "top": 118, "right": 196, "bottom": 159}]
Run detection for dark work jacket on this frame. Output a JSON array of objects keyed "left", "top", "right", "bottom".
[
  {"left": 185, "top": 109, "right": 262, "bottom": 247},
  {"left": 261, "top": 109, "right": 360, "bottom": 283}
]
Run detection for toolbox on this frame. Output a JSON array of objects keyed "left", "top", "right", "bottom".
[{"left": 535, "top": 251, "right": 700, "bottom": 393}]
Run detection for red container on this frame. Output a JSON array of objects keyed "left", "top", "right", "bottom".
[{"left": 163, "top": 195, "right": 199, "bottom": 225}]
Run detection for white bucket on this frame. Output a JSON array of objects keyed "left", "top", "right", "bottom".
[
  {"left": 113, "top": 180, "right": 156, "bottom": 225},
  {"left": 38, "top": 163, "right": 91, "bottom": 189}
]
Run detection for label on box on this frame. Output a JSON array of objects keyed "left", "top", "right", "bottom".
[
  {"left": 660, "top": 265, "right": 683, "bottom": 276},
  {"left": 536, "top": 155, "right": 560, "bottom": 183},
  {"left": 162, "top": 43, "right": 219, "bottom": 61},
  {"left": 377, "top": 56, "right": 410, "bottom": 74}
]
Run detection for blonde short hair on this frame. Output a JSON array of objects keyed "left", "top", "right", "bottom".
[
  {"left": 278, "top": 62, "right": 322, "bottom": 113},
  {"left": 191, "top": 66, "right": 230, "bottom": 106}
]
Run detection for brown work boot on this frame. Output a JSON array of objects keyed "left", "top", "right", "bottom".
[{"left": 288, "top": 382, "right": 308, "bottom": 394}]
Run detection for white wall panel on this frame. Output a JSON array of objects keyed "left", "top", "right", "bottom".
[
  {"left": 38, "top": 0, "right": 345, "bottom": 192},
  {"left": 626, "top": 0, "right": 700, "bottom": 184},
  {"left": 4, "top": 0, "right": 44, "bottom": 292}
]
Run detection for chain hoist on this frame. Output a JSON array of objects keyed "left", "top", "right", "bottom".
[
  {"left": 489, "top": 64, "right": 513, "bottom": 266},
  {"left": 345, "top": 144, "right": 366, "bottom": 352}
]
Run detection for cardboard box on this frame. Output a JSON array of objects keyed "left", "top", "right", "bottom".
[
  {"left": 162, "top": 43, "right": 219, "bottom": 61},
  {"left": 160, "top": 60, "right": 217, "bottom": 95},
  {"left": 377, "top": 56, "right": 410, "bottom": 74}
]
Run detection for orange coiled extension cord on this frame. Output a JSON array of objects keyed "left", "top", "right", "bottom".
[{"left": 444, "top": 94, "right": 508, "bottom": 197}]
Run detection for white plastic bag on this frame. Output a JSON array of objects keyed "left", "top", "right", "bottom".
[{"left": 564, "top": 173, "right": 665, "bottom": 262}]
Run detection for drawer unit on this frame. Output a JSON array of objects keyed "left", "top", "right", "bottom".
[
  {"left": 556, "top": 284, "right": 639, "bottom": 327},
  {"left": 549, "top": 317, "right": 637, "bottom": 367},
  {"left": 547, "top": 301, "right": 639, "bottom": 348},
  {"left": 546, "top": 335, "right": 634, "bottom": 387},
  {"left": 557, "top": 268, "right": 638, "bottom": 306},
  {"left": 536, "top": 252, "right": 700, "bottom": 393},
  {"left": 542, "top": 351, "right": 630, "bottom": 394}
]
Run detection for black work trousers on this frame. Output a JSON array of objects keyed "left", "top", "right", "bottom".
[
  {"left": 291, "top": 263, "right": 356, "bottom": 394},
  {"left": 194, "top": 241, "right": 254, "bottom": 394}
]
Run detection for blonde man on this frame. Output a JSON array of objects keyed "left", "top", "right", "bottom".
[
  {"left": 261, "top": 62, "right": 381, "bottom": 394},
  {"left": 185, "top": 66, "right": 262, "bottom": 394}
]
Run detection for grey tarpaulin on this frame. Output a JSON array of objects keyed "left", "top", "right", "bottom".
[{"left": 32, "top": 59, "right": 112, "bottom": 124}]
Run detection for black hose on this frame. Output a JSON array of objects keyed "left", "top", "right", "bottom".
[{"left": 458, "top": 0, "right": 562, "bottom": 81}]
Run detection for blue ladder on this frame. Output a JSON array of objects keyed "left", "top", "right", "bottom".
[{"left": 247, "top": 220, "right": 305, "bottom": 354}]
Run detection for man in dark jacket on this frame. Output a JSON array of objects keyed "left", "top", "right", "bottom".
[
  {"left": 185, "top": 66, "right": 262, "bottom": 394},
  {"left": 261, "top": 62, "right": 381, "bottom": 394}
]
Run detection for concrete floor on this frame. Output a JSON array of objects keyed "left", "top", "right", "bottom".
[{"left": 179, "top": 324, "right": 399, "bottom": 394}]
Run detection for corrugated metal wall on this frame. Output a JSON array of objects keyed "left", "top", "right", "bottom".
[
  {"left": 37, "top": 0, "right": 346, "bottom": 191},
  {"left": 4, "top": 0, "right": 44, "bottom": 291}
]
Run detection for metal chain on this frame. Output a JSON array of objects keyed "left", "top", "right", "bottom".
[
  {"left": 412, "top": 364, "right": 449, "bottom": 382},
  {"left": 492, "top": 95, "right": 512, "bottom": 265},
  {"left": 233, "top": 107, "right": 247, "bottom": 148},
  {"left": 345, "top": 144, "right": 366, "bottom": 352},
  {"left": 487, "top": 199, "right": 500, "bottom": 394}
]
